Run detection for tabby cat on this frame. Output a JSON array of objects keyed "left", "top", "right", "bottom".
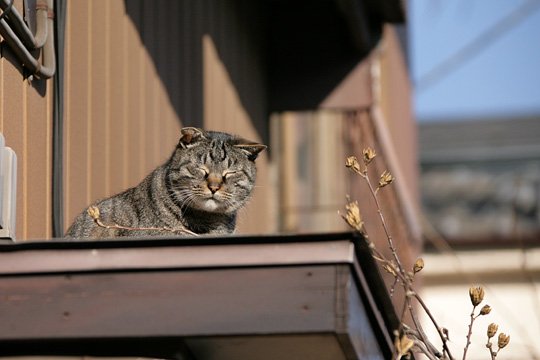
[{"left": 65, "top": 127, "right": 266, "bottom": 239}]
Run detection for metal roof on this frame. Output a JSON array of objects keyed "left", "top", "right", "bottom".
[{"left": 0, "top": 232, "right": 398, "bottom": 359}]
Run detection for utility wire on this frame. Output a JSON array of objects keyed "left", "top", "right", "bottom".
[{"left": 416, "top": 0, "right": 540, "bottom": 92}]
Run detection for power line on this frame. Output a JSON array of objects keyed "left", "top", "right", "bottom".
[{"left": 416, "top": 0, "right": 540, "bottom": 92}]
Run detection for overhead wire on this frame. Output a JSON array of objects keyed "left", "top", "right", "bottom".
[{"left": 416, "top": 0, "right": 540, "bottom": 92}]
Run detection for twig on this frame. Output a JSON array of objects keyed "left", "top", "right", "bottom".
[
  {"left": 414, "top": 292, "right": 455, "bottom": 360},
  {"left": 462, "top": 305, "right": 477, "bottom": 360},
  {"left": 362, "top": 171, "right": 406, "bottom": 276},
  {"left": 95, "top": 218, "right": 199, "bottom": 236},
  {"left": 88, "top": 205, "right": 199, "bottom": 236},
  {"left": 412, "top": 339, "right": 440, "bottom": 360},
  {"left": 407, "top": 296, "right": 443, "bottom": 359},
  {"left": 362, "top": 169, "right": 454, "bottom": 359},
  {"left": 345, "top": 153, "right": 459, "bottom": 360},
  {"left": 486, "top": 341, "right": 497, "bottom": 360},
  {"left": 390, "top": 276, "right": 399, "bottom": 297},
  {"left": 403, "top": 324, "right": 443, "bottom": 358}
]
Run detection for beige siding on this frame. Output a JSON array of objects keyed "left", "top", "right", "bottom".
[
  {"left": 379, "top": 25, "right": 418, "bottom": 205},
  {"left": 0, "top": 27, "right": 53, "bottom": 240},
  {"left": 64, "top": 0, "right": 216, "bottom": 235},
  {"left": 1, "top": 0, "right": 273, "bottom": 240},
  {"left": 274, "top": 109, "right": 417, "bottom": 274},
  {"left": 67, "top": 0, "right": 271, "bottom": 235},
  {"left": 274, "top": 111, "right": 349, "bottom": 233},
  {"left": 273, "top": 27, "right": 419, "bottom": 269}
]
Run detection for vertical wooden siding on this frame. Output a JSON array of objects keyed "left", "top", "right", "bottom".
[
  {"left": 275, "top": 111, "right": 349, "bottom": 233},
  {"left": 63, "top": 0, "right": 183, "bottom": 234},
  {"left": 1, "top": 0, "right": 272, "bottom": 239},
  {"left": 63, "top": 0, "right": 272, "bottom": 235},
  {"left": 0, "top": 1, "right": 52, "bottom": 240}
]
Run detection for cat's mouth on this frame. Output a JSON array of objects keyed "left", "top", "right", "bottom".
[{"left": 203, "top": 198, "right": 219, "bottom": 211}]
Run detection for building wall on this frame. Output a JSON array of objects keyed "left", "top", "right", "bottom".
[
  {"left": 0, "top": 0, "right": 273, "bottom": 240},
  {"left": 0, "top": 0, "right": 53, "bottom": 240},
  {"left": 63, "top": 0, "right": 183, "bottom": 237},
  {"left": 273, "top": 25, "right": 420, "bottom": 269}
]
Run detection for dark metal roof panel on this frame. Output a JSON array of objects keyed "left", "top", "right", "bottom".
[{"left": 0, "top": 233, "right": 397, "bottom": 359}]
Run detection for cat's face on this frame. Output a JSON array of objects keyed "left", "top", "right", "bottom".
[{"left": 167, "top": 128, "right": 266, "bottom": 214}]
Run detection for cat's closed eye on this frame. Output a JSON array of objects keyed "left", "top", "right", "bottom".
[
  {"left": 223, "top": 171, "right": 238, "bottom": 180},
  {"left": 200, "top": 167, "right": 209, "bottom": 179}
]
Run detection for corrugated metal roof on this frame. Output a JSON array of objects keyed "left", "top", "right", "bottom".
[{"left": 420, "top": 117, "right": 540, "bottom": 164}]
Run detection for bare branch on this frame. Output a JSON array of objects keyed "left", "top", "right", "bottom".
[{"left": 88, "top": 206, "right": 199, "bottom": 236}]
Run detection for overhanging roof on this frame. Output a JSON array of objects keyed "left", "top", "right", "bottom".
[
  {"left": 268, "top": 0, "right": 406, "bottom": 111},
  {"left": 0, "top": 232, "right": 398, "bottom": 359}
]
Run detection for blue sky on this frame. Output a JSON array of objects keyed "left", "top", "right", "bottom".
[{"left": 409, "top": 0, "right": 540, "bottom": 122}]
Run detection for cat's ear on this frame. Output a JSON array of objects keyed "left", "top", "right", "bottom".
[
  {"left": 178, "top": 127, "right": 206, "bottom": 149},
  {"left": 233, "top": 140, "right": 267, "bottom": 161}
]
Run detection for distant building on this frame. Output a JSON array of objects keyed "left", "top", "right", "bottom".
[{"left": 419, "top": 117, "right": 540, "bottom": 359}]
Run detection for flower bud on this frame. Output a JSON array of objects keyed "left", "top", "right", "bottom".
[
  {"left": 413, "top": 258, "right": 425, "bottom": 273},
  {"left": 342, "top": 201, "right": 364, "bottom": 232},
  {"left": 87, "top": 205, "right": 101, "bottom": 220},
  {"left": 469, "top": 286, "right": 485, "bottom": 307},
  {"left": 345, "top": 156, "right": 361, "bottom": 173},
  {"left": 378, "top": 170, "right": 395, "bottom": 188},
  {"left": 497, "top": 333, "right": 510, "bottom": 349},
  {"left": 362, "top": 147, "right": 376, "bottom": 165},
  {"left": 394, "top": 335, "right": 414, "bottom": 356},
  {"left": 383, "top": 263, "right": 398, "bottom": 277},
  {"left": 487, "top": 323, "right": 498, "bottom": 338},
  {"left": 480, "top": 304, "right": 492, "bottom": 316}
]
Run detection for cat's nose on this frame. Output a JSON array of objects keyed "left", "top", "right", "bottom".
[
  {"left": 207, "top": 174, "right": 223, "bottom": 194},
  {"left": 208, "top": 183, "right": 221, "bottom": 194}
]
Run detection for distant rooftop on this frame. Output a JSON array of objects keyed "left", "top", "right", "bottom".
[
  {"left": 419, "top": 117, "right": 540, "bottom": 246},
  {"left": 420, "top": 117, "right": 540, "bottom": 165}
]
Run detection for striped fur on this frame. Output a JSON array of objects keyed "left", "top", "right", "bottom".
[{"left": 65, "top": 128, "right": 266, "bottom": 239}]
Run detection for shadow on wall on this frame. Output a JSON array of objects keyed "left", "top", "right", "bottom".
[
  {"left": 0, "top": 44, "right": 47, "bottom": 96},
  {"left": 123, "top": 0, "right": 269, "bottom": 144},
  {"left": 124, "top": 0, "right": 388, "bottom": 145}
]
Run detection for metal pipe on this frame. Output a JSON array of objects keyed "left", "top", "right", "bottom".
[
  {"left": 0, "top": 17, "right": 42, "bottom": 73},
  {"left": 32, "top": 1, "right": 49, "bottom": 48},
  {"left": 52, "top": 0, "right": 66, "bottom": 237},
  {"left": 0, "top": 0, "right": 48, "bottom": 49},
  {"left": 0, "top": 0, "right": 55, "bottom": 78},
  {"left": 40, "top": 0, "right": 55, "bottom": 77}
]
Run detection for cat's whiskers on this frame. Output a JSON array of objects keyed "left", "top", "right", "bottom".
[
  {"left": 170, "top": 189, "right": 197, "bottom": 212},
  {"left": 176, "top": 191, "right": 198, "bottom": 211}
]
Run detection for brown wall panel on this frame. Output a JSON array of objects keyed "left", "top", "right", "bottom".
[
  {"left": 89, "top": 0, "right": 110, "bottom": 203},
  {"left": 125, "top": 2, "right": 143, "bottom": 183},
  {"left": 140, "top": 1, "right": 156, "bottom": 176},
  {"left": 379, "top": 25, "right": 418, "bottom": 205},
  {"left": 1, "top": 48, "right": 26, "bottom": 240},
  {"left": 25, "top": 79, "right": 50, "bottom": 240},
  {"left": 61, "top": 0, "right": 199, "bottom": 232},
  {"left": 0, "top": 0, "right": 53, "bottom": 241},
  {"left": 107, "top": 0, "right": 128, "bottom": 196},
  {"left": 2, "top": 0, "right": 274, "bottom": 239},
  {"left": 64, "top": 0, "right": 91, "bottom": 229}
]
